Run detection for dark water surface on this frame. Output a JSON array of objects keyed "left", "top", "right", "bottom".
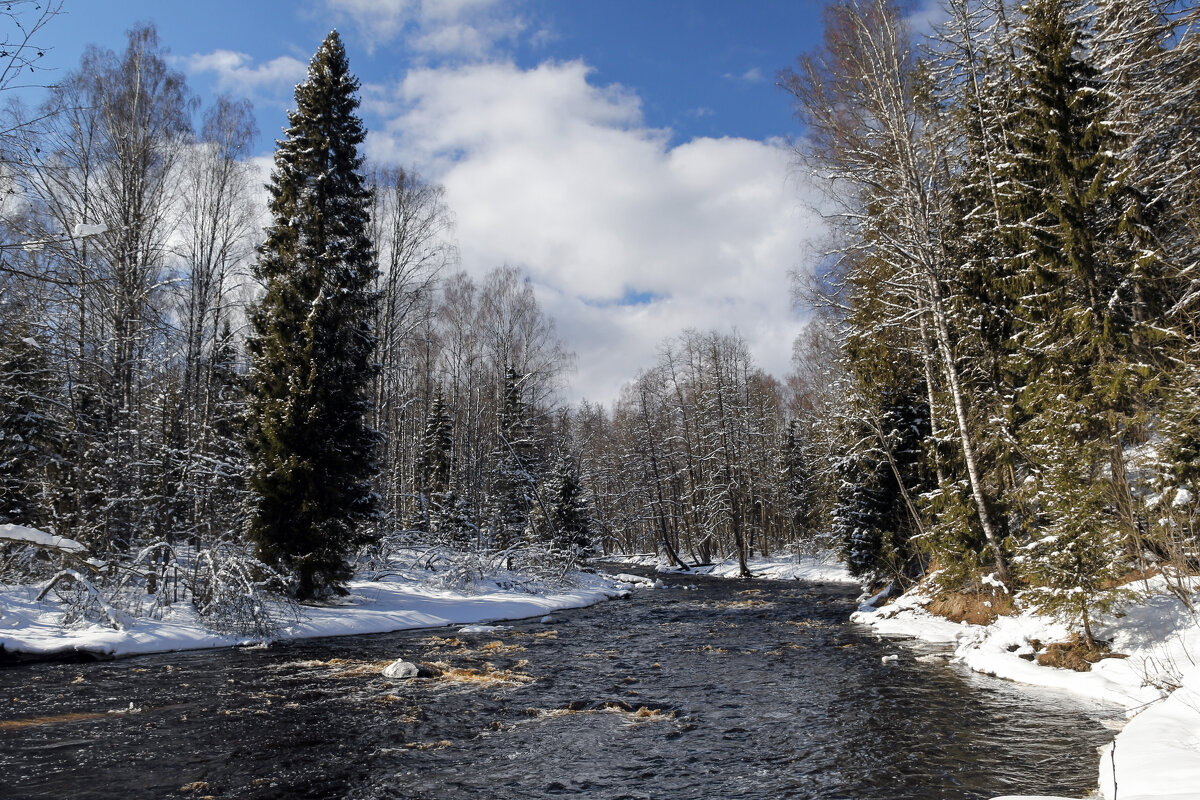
[{"left": 0, "top": 571, "right": 1115, "bottom": 799}]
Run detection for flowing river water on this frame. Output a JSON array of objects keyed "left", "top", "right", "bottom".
[{"left": 0, "top": 570, "right": 1117, "bottom": 799}]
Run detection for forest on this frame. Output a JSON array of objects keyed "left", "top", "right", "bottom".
[
  {"left": 781, "top": 0, "right": 1200, "bottom": 643},
  {"left": 0, "top": 0, "right": 1198, "bottom": 647}
]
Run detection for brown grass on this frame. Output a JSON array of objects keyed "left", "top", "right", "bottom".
[
  {"left": 925, "top": 591, "right": 1016, "bottom": 626},
  {"left": 478, "top": 640, "right": 526, "bottom": 655},
  {"left": 1102, "top": 566, "right": 1160, "bottom": 590},
  {"left": 1034, "top": 634, "right": 1128, "bottom": 672}
]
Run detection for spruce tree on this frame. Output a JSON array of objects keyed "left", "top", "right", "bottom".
[
  {"left": 999, "top": 0, "right": 1148, "bottom": 638},
  {"left": 244, "top": 31, "right": 380, "bottom": 599},
  {"left": 529, "top": 452, "right": 592, "bottom": 555},
  {"left": 488, "top": 367, "right": 538, "bottom": 552},
  {"left": 833, "top": 386, "right": 932, "bottom": 586},
  {"left": 417, "top": 389, "right": 456, "bottom": 538},
  {"left": 780, "top": 419, "right": 820, "bottom": 543},
  {"left": 0, "top": 317, "right": 61, "bottom": 528}
]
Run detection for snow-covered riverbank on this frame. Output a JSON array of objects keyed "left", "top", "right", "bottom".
[
  {"left": 0, "top": 564, "right": 634, "bottom": 662},
  {"left": 7, "top": 537, "right": 1198, "bottom": 798},
  {"left": 618, "top": 550, "right": 1199, "bottom": 800},
  {"left": 602, "top": 551, "right": 860, "bottom": 584},
  {"left": 853, "top": 575, "right": 1200, "bottom": 800}
]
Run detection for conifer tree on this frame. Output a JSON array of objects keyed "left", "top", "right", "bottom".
[
  {"left": 780, "top": 419, "right": 819, "bottom": 542},
  {"left": 193, "top": 327, "right": 248, "bottom": 545},
  {"left": 529, "top": 452, "right": 592, "bottom": 555},
  {"left": 833, "top": 386, "right": 932, "bottom": 585},
  {"left": 999, "top": 0, "right": 1146, "bottom": 635},
  {"left": 244, "top": 31, "right": 380, "bottom": 599},
  {"left": 0, "top": 317, "right": 61, "bottom": 528},
  {"left": 417, "top": 388, "right": 454, "bottom": 536},
  {"left": 488, "top": 367, "right": 538, "bottom": 552}
]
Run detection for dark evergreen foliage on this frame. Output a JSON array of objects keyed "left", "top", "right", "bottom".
[
  {"left": 780, "top": 419, "right": 819, "bottom": 540},
  {"left": 488, "top": 367, "right": 539, "bottom": 551},
  {"left": 998, "top": 0, "right": 1149, "bottom": 636},
  {"left": 833, "top": 389, "right": 932, "bottom": 585},
  {"left": 244, "top": 31, "right": 380, "bottom": 599},
  {"left": 0, "top": 318, "right": 61, "bottom": 527},
  {"left": 417, "top": 388, "right": 461, "bottom": 539},
  {"left": 531, "top": 452, "right": 592, "bottom": 554}
]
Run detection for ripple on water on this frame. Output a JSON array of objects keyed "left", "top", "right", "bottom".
[{"left": 0, "top": 573, "right": 1116, "bottom": 800}]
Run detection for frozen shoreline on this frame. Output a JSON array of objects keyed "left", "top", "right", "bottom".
[
  {"left": 0, "top": 569, "right": 635, "bottom": 662},
  {"left": 623, "top": 550, "right": 1200, "bottom": 800},
  {"left": 852, "top": 576, "right": 1200, "bottom": 800}
]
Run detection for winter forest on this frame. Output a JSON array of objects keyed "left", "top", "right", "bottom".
[{"left": 0, "top": 0, "right": 1199, "bottom": 652}]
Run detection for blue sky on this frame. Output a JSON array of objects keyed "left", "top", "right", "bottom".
[
  {"left": 31, "top": 0, "right": 839, "bottom": 403},
  {"left": 40, "top": 1, "right": 827, "bottom": 151}
]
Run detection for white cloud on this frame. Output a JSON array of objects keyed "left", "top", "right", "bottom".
[
  {"left": 324, "top": 0, "right": 524, "bottom": 58},
  {"left": 368, "top": 60, "right": 827, "bottom": 403},
  {"left": 724, "top": 67, "right": 765, "bottom": 83},
  {"left": 904, "top": 0, "right": 950, "bottom": 35},
  {"left": 186, "top": 50, "right": 308, "bottom": 94}
]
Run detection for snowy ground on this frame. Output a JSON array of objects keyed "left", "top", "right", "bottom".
[
  {"left": 0, "top": 536, "right": 639, "bottom": 661},
  {"left": 600, "top": 550, "right": 859, "bottom": 584},
  {"left": 853, "top": 575, "right": 1200, "bottom": 800}
]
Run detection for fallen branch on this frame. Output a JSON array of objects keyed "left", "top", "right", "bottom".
[{"left": 36, "top": 569, "right": 125, "bottom": 630}]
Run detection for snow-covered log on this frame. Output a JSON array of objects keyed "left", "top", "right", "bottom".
[{"left": 0, "top": 523, "right": 86, "bottom": 556}]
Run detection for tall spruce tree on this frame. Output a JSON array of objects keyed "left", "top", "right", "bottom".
[
  {"left": 833, "top": 385, "right": 932, "bottom": 586},
  {"left": 417, "top": 388, "right": 454, "bottom": 537},
  {"left": 489, "top": 367, "right": 538, "bottom": 552},
  {"left": 529, "top": 452, "right": 592, "bottom": 555},
  {"left": 999, "top": 0, "right": 1148, "bottom": 638},
  {"left": 244, "top": 31, "right": 380, "bottom": 599}
]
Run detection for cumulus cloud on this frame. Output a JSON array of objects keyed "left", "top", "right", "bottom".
[
  {"left": 324, "top": 0, "right": 524, "bottom": 58},
  {"left": 368, "top": 60, "right": 826, "bottom": 403},
  {"left": 186, "top": 50, "right": 308, "bottom": 94}
]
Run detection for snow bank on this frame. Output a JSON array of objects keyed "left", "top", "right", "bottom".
[
  {"left": 703, "top": 553, "right": 858, "bottom": 583},
  {"left": 853, "top": 575, "right": 1200, "bottom": 800},
  {"left": 600, "top": 553, "right": 658, "bottom": 568},
  {"left": 0, "top": 569, "right": 630, "bottom": 661},
  {"left": 602, "top": 551, "right": 857, "bottom": 584},
  {"left": 851, "top": 589, "right": 963, "bottom": 644},
  {"left": 1097, "top": 674, "right": 1200, "bottom": 800}
]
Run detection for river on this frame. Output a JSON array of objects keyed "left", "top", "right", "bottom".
[{"left": 0, "top": 571, "right": 1116, "bottom": 799}]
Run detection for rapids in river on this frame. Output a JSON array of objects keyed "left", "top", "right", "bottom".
[{"left": 0, "top": 570, "right": 1116, "bottom": 799}]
